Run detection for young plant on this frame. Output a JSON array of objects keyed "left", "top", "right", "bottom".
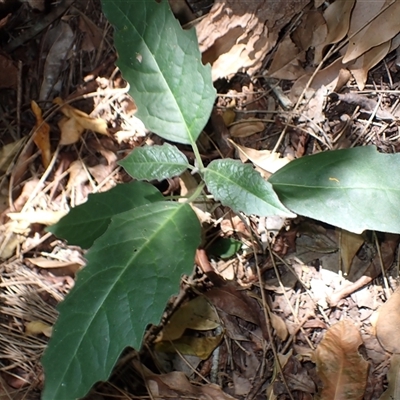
[{"left": 41, "top": 1, "right": 400, "bottom": 399}]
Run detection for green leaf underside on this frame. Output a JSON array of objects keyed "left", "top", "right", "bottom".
[
  {"left": 204, "top": 159, "right": 295, "bottom": 217},
  {"left": 269, "top": 146, "right": 400, "bottom": 234},
  {"left": 120, "top": 143, "right": 190, "bottom": 181},
  {"left": 47, "top": 182, "right": 163, "bottom": 249},
  {"left": 208, "top": 238, "right": 242, "bottom": 259},
  {"left": 102, "top": 0, "right": 215, "bottom": 145},
  {"left": 41, "top": 201, "right": 201, "bottom": 400}
]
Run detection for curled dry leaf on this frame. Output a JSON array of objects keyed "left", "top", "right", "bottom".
[
  {"left": 229, "top": 121, "right": 264, "bottom": 138},
  {"left": 54, "top": 97, "right": 108, "bottom": 145},
  {"left": 376, "top": 287, "right": 400, "bottom": 354},
  {"left": 314, "top": 320, "right": 369, "bottom": 400},
  {"left": 31, "top": 100, "right": 51, "bottom": 168},
  {"left": 229, "top": 139, "right": 291, "bottom": 176}
]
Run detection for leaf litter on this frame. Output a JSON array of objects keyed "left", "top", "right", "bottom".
[{"left": 0, "top": 0, "right": 400, "bottom": 399}]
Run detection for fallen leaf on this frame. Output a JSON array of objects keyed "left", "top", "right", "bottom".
[
  {"left": 58, "top": 116, "right": 85, "bottom": 145},
  {"left": 156, "top": 296, "right": 219, "bottom": 342},
  {"left": 25, "top": 321, "right": 52, "bottom": 337},
  {"left": 268, "top": 36, "right": 306, "bottom": 80},
  {"left": 229, "top": 139, "right": 291, "bottom": 175},
  {"left": 343, "top": 1, "right": 400, "bottom": 63},
  {"left": 0, "top": 138, "right": 25, "bottom": 173},
  {"left": 338, "top": 228, "right": 364, "bottom": 276},
  {"left": 54, "top": 97, "right": 108, "bottom": 139},
  {"left": 314, "top": 320, "right": 369, "bottom": 400},
  {"left": 8, "top": 210, "right": 67, "bottom": 226},
  {"left": 31, "top": 100, "right": 51, "bottom": 168},
  {"left": 78, "top": 14, "right": 103, "bottom": 52},
  {"left": 270, "top": 312, "right": 288, "bottom": 341},
  {"left": 376, "top": 287, "right": 400, "bottom": 353},
  {"left": 155, "top": 333, "right": 223, "bottom": 360},
  {"left": 229, "top": 120, "right": 265, "bottom": 138}
]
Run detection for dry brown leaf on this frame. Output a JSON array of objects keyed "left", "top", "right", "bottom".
[
  {"left": 0, "top": 53, "right": 17, "bottom": 89},
  {"left": 31, "top": 100, "right": 51, "bottom": 168},
  {"left": 54, "top": 97, "right": 108, "bottom": 136},
  {"left": 78, "top": 14, "right": 103, "bottom": 52},
  {"left": 229, "top": 139, "right": 291, "bottom": 175},
  {"left": 270, "top": 312, "right": 288, "bottom": 341},
  {"left": 156, "top": 296, "right": 219, "bottom": 342},
  {"left": 145, "top": 370, "right": 236, "bottom": 399},
  {"left": 155, "top": 333, "right": 223, "bottom": 360},
  {"left": 379, "top": 354, "right": 400, "bottom": 400},
  {"left": 268, "top": 36, "right": 306, "bottom": 80},
  {"left": 58, "top": 116, "right": 85, "bottom": 145},
  {"left": 0, "top": 138, "right": 25, "bottom": 173},
  {"left": 25, "top": 321, "right": 52, "bottom": 337},
  {"left": 348, "top": 41, "right": 390, "bottom": 90},
  {"left": 343, "top": 1, "right": 400, "bottom": 63},
  {"left": 376, "top": 287, "right": 400, "bottom": 353},
  {"left": 229, "top": 121, "right": 264, "bottom": 138},
  {"left": 322, "top": 0, "right": 355, "bottom": 45},
  {"left": 338, "top": 228, "right": 364, "bottom": 276},
  {"left": 314, "top": 320, "right": 369, "bottom": 400}
]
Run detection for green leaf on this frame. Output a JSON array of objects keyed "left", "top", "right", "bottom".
[
  {"left": 47, "top": 182, "right": 163, "bottom": 249},
  {"left": 101, "top": 0, "right": 215, "bottom": 145},
  {"left": 120, "top": 143, "right": 190, "bottom": 181},
  {"left": 208, "top": 238, "right": 242, "bottom": 259},
  {"left": 269, "top": 146, "right": 400, "bottom": 234},
  {"left": 41, "top": 201, "right": 201, "bottom": 400},
  {"left": 203, "top": 159, "right": 295, "bottom": 217}
]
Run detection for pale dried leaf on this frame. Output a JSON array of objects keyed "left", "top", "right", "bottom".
[
  {"left": 269, "top": 36, "right": 306, "bottom": 80},
  {"left": 229, "top": 140, "right": 291, "bottom": 175},
  {"left": 7, "top": 210, "right": 67, "bottom": 226},
  {"left": 25, "top": 321, "right": 52, "bottom": 338},
  {"left": 54, "top": 97, "right": 108, "bottom": 135},
  {"left": 157, "top": 296, "right": 219, "bottom": 342},
  {"left": 314, "top": 320, "right": 369, "bottom": 400},
  {"left": 58, "top": 116, "right": 85, "bottom": 145},
  {"left": 348, "top": 41, "right": 390, "bottom": 90},
  {"left": 270, "top": 312, "right": 288, "bottom": 341},
  {"left": 343, "top": 0, "right": 400, "bottom": 63},
  {"left": 376, "top": 287, "right": 400, "bottom": 353},
  {"left": 229, "top": 121, "right": 264, "bottom": 138},
  {"left": 31, "top": 100, "right": 51, "bottom": 168},
  {"left": 0, "top": 138, "right": 25, "bottom": 173},
  {"left": 323, "top": 0, "right": 355, "bottom": 45},
  {"left": 339, "top": 228, "right": 364, "bottom": 276}
]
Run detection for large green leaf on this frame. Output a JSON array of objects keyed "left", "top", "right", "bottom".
[
  {"left": 269, "top": 146, "right": 400, "bottom": 233},
  {"left": 101, "top": 0, "right": 215, "bottom": 145},
  {"left": 47, "top": 182, "right": 163, "bottom": 249},
  {"left": 120, "top": 143, "right": 190, "bottom": 181},
  {"left": 203, "top": 159, "right": 295, "bottom": 217},
  {"left": 41, "top": 201, "right": 201, "bottom": 400}
]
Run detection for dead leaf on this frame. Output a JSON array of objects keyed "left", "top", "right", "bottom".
[
  {"left": 338, "top": 228, "right": 364, "bottom": 276},
  {"left": 229, "top": 139, "right": 291, "bottom": 175},
  {"left": 379, "top": 354, "right": 400, "bottom": 400},
  {"left": 376, "top": 287, "right": 400, "bottom": 353},
  {"left": 270, "top": 312, "right": 288, "bottom": 341},
  {"left": 31, "top": 100, "right": 51, "bottom": 168},
  {"left": 348, "top": 41, "right": 391, "bottom": 90},
  {"left": 0, "top": 53, "right": 17, "bottom": 89},
  {"left": 39, "top": 21, "right": 74, "bottom": 100},
  {"left": 58, "top": 116, "right": 85, "bottom": 145},
  {"left": 156, "top": 296, "right": 219, "bottom": 342},
  {"left": 155, "top": 333, "right": 223, "bottom": 360},
  {"left": 268, "top": 36, "right": 306, "bottom": 80},
  {"left": 314, "top": 320, "right": 369, "bottom": 400},
  {"left": 7, "top": 210, "right": 67, "bottom": 226},
  {"left": 0, "top": 138, "right": 25, "bottom": 173},
  {"left": 25, "top": 321, "right": 52, "bottom": 337},
  {"left": 343, "top": 1, "right": 400, "bottom": 63},
  {"left": 78, "top": 14, "right": 103, "bottom": 52},
  {"left": 229, "top": 120, "right": 264, "bottom": 138},
  {"left": 54, "top": 97, "right": 108, "bottom": 138}
]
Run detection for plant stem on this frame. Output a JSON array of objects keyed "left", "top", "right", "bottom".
[
  {"left": 186, "top": 182, "right": 205, "bottom": 203},
  {"left": 190, "top": 140, "right": 204, "bottom": 171}
]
